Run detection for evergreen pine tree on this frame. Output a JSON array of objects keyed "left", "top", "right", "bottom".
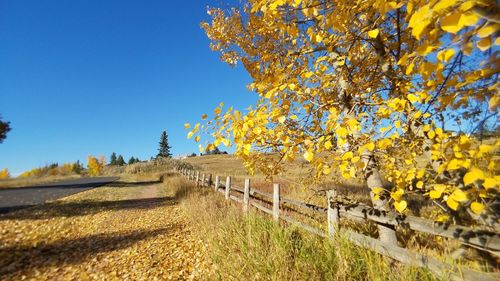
[
  {"left": 110, "top": 152, "right": 117, "bottom": 165},
  {"left": 157, "top": 130, "right": 172, "bottom": 158},
  {"left": 128, "top": 157, "right": 135, "bottom": 165},
  {"left": 116, "top": 155, "right": 126, "bottom": 166},
  {"left": 0, "top": 115, "right": 11, "bottom": 144},
  {"left": 73, "top": 160, "right": 84, "bottom": 174}
]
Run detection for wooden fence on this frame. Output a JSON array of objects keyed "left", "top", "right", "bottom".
[{"left": 176, "top": 167, "right": 499, "bottom": 281}]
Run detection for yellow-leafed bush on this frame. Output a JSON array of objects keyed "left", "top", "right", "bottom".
[
  {"left": 19, "top": 162, "right": 83, "bottom": 178},
  {"left": 87, "top": 155, "right": 105, "bottom": 176},
  {"left": 0, "top": 168, "right": 10, "bottom": 179}
]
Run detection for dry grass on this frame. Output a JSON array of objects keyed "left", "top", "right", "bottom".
[
  {"left": 182, "top": 154, "right": 434, "bottom": 217},
  {"left": 173, "top": 176, "right": 441, "bottom": 281},
  {"left": 180, "top": 155, "right": 498, "bottom": 274}
]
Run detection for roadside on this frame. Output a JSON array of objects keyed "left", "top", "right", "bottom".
[
  {"left": 0, "top": 177, "right": 119, "bottom": 214},
  {"left": 0, "top": 175, "right": 83, "bottom": 189},
  {"left": 0, "top": 176, "right": 214, "bottom": 280}
]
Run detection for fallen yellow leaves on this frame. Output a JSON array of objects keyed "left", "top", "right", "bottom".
[{"left": 0, "top": 181, "right": 214, "bottom": 280}]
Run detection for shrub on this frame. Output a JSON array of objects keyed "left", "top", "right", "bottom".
[
  {"left": 0, "top": 168, "right": 10, "bottom": 179},
  {"left": 87, "top": 155, "right": 106, "bottom": 176}
]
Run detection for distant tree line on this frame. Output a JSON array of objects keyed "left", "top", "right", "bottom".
[
  {"left": 19, "top": 161, "right": 85, "bottom": 178},
  {"left": 109, "top": 152, "right": 140, "bottom": 166},
  {"left": 202, "top": 147, "right": 227, "bottom": 156},
  {"left": 186, "top": 147, "right": 228, "bottom": 158}
]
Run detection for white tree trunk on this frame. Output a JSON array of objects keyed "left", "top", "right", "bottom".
[{"left": 362, "top": 151, "right": 399, "bottom": 245}]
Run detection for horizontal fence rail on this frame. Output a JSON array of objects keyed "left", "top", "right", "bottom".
[{"left": 176, "top": 167, "right": 500, "bottom": 281}]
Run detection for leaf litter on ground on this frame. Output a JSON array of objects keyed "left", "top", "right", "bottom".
[{"left": 0, "top": 180, "right": 215, "bottom": 280}]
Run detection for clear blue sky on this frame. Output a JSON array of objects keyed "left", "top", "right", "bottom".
[{"left": 0, "top": 0, "right": 254, "bottom": 175}]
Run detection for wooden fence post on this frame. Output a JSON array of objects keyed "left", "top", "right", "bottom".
[
  {"left": 273, "top": 183, "right": 280, "bottom": 221},
  {"left": 243, "top": 179, "right": 251, "bottom": 213},
  {"left": 215, "top": 176, "right": 220, "bottom": 192},
  {"left": 196, "top": 171, "right": 200, "bottom": 186},
  {"left": 225, "top": 176, "right": 231, "bottom": 200},
  {"left": 208, "top": 174, "right": 212, "bottom": 187},
  {"left": 202, "top": 174, "right": 206, "bottom": 187},
  {"left": 326, "top": 189, "right": 339, "bottom": 237}
]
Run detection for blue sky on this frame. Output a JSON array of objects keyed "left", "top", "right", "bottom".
[{"left": 0, "top": 0, "right": 254, "bottom": 175}]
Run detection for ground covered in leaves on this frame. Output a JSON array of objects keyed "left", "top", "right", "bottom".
[{"left": 0, "top": 177, "right": 214, "bottom": 280}]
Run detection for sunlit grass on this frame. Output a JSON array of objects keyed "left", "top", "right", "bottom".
[{"left": 174, "top": 177, "right": 441, "bottom": 281}]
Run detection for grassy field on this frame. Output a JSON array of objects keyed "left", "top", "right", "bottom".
[
  {"left": 181, "top": 154, "right": 498, "bottom": 274},
  {"left": 174, "top": 174, "right": 442, "bottom": 281},
  {"left": 181, "top": 154, "right": 432, "bottom": 216}
]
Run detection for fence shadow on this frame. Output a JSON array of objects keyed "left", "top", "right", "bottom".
[
  {"left": 0, "top": 227, "right": 173, "bottom": 277},
  {"left": 0, "top": 196, "right": 176, "bottom": 221}
]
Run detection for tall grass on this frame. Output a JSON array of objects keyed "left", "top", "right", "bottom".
[{"left": 174, "top": 178, "right": 441, "bottom": 281}]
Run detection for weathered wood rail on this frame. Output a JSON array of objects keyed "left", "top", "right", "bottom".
[{"left": 177, "top": 167, "right": 500, "bottom": 281}]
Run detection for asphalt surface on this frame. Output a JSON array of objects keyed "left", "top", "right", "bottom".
[{"left": 0, "top": 177, "right": 119, "bottom": 214}]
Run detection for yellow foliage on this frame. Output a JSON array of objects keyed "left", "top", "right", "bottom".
[
  {"left": 470, "top": 201, "right": 484, "bottom": 215},
  {"left": 191, "top": 0, "right": 500, "bottom": 224},
  {"left": 0, "top": 168, "right": 10, "bottom": 179},
  {"left": 303, "top": 151, "right": 313, "bottom": 162},
  {"left": 19, "top": 162, "right": 81, "bottom": 178},
  {"left": 87, "top": 155, "right": 105, "bottom": 177},
  {"left": 394, "top": 200, "right": 407, "bottom": 213}
]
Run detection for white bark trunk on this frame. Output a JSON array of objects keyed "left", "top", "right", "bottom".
[{"left": 362, "top": 151, "right": 399, "bottom": 245}]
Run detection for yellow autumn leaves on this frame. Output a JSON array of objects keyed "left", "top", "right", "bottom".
[
  {"left": 0, "top": 180, "right": 214, "bottom": 279},
  {"left": 87, "top": 155, "right": 105, "bottom": 176},
  {"left": 0, "top": 168, "right": 10, "bottom": 179},
  {"left": 193, "top": 0, "right": 499, "bottom": 223}
]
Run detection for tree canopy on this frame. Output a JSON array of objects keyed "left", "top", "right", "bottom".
[
  {"left": 110, "top": 152, "right": 118, "bottom": 166},
  {"left": 187, "top": 0, "right": 499, "bottom": 225},
  {"left": 0, "top": 116, "right": 11, "bottom": 144},
  {"left": 116, "top": 155, "right": 126, "bottom": 166}
]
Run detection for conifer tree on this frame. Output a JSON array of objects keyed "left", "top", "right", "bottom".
[
  {"left": 128, "top": 157, "right": 135, "bottom": 165},
  {"left": 0, "top": 116, "right": 11, "bottom": 144},
  {"left": 110, "top": 152, "right": 117, "bottom": 166},
  {"left": 73, "top": 160, "right": 84, "bottom": 174},
  {"left": 157, "top": 130, "right": 172, "bottom": 158},
  {"left": 116, "top": 155, "right": 126, "bottom": 166}
]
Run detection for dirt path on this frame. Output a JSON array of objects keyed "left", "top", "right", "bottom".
[
  {"left": 140, "top": 183, "right": 159, "bottom": 199},
  {"left": 0, "top": 180, "right": 213, "bottom": 280}
]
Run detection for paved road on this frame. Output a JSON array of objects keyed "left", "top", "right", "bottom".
[{"left": 0, "top": 177, "right": 119, "bottom": 214}]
